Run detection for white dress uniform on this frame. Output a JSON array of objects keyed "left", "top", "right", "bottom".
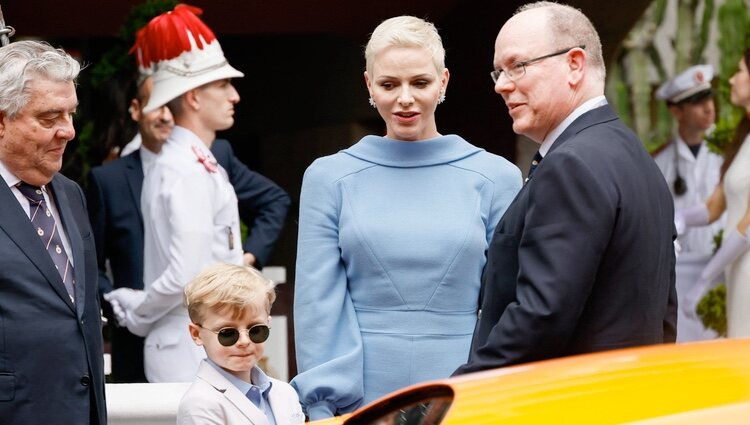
[
  {"left": 654, "top": 136, "right": 724, "bottom": 341},
  {"left": 137, "top": 125, "right": 243, "bottom": 382}
]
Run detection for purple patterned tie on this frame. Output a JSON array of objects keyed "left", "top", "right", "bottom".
[{"left": 16, "top": 182, "right": 75, "bottom": 302}]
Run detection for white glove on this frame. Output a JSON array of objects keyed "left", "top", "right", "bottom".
[
  {"left": 103, "top": 288, "right": 147, "bottom": 328},
  {"left": 684, "top": 229, "right": 750, "bottom": 318},
  {"left": 104, "top": 288, "right": 147, "bottom": 312},
  {"left": 674, "top": 204, "right": 710, "bottom": 236}
]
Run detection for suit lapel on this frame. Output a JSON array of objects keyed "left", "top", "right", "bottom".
[
  {"left": 0, "top": 180, "right": 76, "bottom": 312},
  {"left": 49, "top": 176, "right": 85, "bottom": 316},
  {"left": 197, "top": 361, "right": 270, "bottom": 425},
  {"left": 124, "top": 151, "right": 144, "bottom": 222}
]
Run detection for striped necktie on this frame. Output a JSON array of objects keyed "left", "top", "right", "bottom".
[{"left": 16, "top": 182, "right": 75, "bottom": 302}]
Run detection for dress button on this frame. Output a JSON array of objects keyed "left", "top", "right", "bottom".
[{"left": 80, "top": 375, "right": 91, "bottom": 386}]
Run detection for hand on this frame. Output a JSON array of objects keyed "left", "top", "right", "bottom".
[
  {"left": 103, "top": 295, "right": 151, "bottom": 336},
  {"left": 104, "top": 288, "right": 146, "bottom": 312},
  {"left": 243, "top": 252, "right": 256, "bottom": 266},
  {"left": 106, "top": 298, "right": 127, "bottom": 327}
]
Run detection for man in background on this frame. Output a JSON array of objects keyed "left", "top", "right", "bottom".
[{"left": 653, "top": 65, "right": 723, "bottom": 341}]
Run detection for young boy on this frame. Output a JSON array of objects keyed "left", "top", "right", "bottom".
[{"left": 178, "top": 263, "right": 304, "bottom": 424}]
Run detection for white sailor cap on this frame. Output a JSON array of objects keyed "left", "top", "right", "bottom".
[{"left": 656, "top": 64, "right": 714, "bottom": 104}]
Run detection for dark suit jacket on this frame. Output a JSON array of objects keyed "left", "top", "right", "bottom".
[
  {"left": 85, "top": 138, "right": 289, "bottom": 382},
  {"left": 210, "top": 139, "right": 291, "bottom": 266},
  {"left": 455, "top": 105, "right": 677, "bottom": 375},
  {"left": 0, "top": 173, "right": 106, "bottom": 424}
]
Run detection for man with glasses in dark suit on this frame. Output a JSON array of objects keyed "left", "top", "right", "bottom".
[{"left": 455, "top": 1, "right": 677, "bottom": 375}]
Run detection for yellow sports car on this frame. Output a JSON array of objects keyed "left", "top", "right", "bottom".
[{"left": 312, "top": 339, "right": 750, "bottom": 424}]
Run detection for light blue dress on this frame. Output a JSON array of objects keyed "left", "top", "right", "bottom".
[{"left": 292, "top": 134, "right": 522, "bottom": 420}]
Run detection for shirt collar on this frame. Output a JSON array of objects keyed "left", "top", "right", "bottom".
[
  {"left": 0, "top": 159, "right": 51, "bottom": 192},
  {"left": 0, "top": 159, "right": 20, "bottom": 188},
  {"left": 206, "top": 358, "right": 273, "bottom": 396},
  {"left": 539, "top": 95, "right": 608, "bottom": 157},
  {"left": 139, "top": 142, "right": 160, "bottom": 173},
  {"left": 674, "top": 133, "right": 704, "bottom": 161}
]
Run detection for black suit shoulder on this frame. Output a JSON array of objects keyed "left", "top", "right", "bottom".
[{"left": 90, "top": 150, "right": 142, "bottom": 180}]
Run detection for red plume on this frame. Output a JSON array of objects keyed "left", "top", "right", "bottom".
[{"left": 130, "top": 4, "right": 217, "bottom": 69}]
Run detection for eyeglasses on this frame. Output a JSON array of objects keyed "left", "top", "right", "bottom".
[
  {"left": 198, "top": 324, "right": 271, "bottom": 346},
  {"left": 490, "top": 45, "right": 585, "bottom": 83}
]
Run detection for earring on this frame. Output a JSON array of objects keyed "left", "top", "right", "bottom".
[
  {"left": 438, "top": 92, "right": 446, "bottom": 104},
  {"left": 368, "top": 97, "right": 377, "bottom": 108}
]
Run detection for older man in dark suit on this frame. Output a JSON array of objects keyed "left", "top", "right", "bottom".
[
  {"left": 455, "top": 2, "right": 677, "bottom": 375},
  {"left": 86, "top": 75, "right": 290, "bottom": 382},
  {"left": 0, "top": 41, "right": 106, "bottom": 424}
]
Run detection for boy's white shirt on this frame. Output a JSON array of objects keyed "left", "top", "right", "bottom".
[{"left": 177, "top": 360, "right": 304, "bottom": 425}]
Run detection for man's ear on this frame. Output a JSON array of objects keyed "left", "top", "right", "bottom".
[
  {"left": 567, "top": 48, "right": 586, "bottom": 86},
  {"left": 185, "top": 88, "right": 201, "bottom": 111},
  {"left": 668, "top": 104, "right": 683, "bottom": 121},
  {"left": 129, "top": 99, "right": 141, "bottom": 122},
  {"left": 188, "top": 323, "right": 204, "bottom": 346}
]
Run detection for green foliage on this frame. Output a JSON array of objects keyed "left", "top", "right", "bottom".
[
  {"left": 118, "top": 0, "right": 179, "bottom": 43},
  {"left": 712, "top": 228, "right": 724, "bottom": 254},
  {"left": 693, "top": 0, "right": 713, "bottom": 63},
  {"left": 607, "top": 54, "right": 633, "bottom": 130},
  {"left": 706, "top": 113, "right": 742, "bottom": 154},
  {"left": 71, "top": 0, "right": 179, "bottom": 184},
  {"left": 696, "top": 230, "right": 725, "bottom": 337},
  {"left": 716, "top": 0, "right": 750, "bottom": 121},
  {"left": 696, "top": 283, "right": 727, "bottom": 337},
  {"left": 610, "top": 0, "right": 748, "bottom": 155},
  {"left": 706, "top": 0, "right": 750, "bottom": 154},
  {"left": 89, "top": 0, "right": 179, "bottom": 88}
]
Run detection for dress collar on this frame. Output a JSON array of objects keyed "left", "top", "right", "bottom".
[{"left": 343, "top": 134, "right": 482, "bottom": 168}]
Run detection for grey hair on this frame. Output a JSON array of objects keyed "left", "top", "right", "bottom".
[
  {"left": 365, "top": 16, "right": 446, "bottom": 76},
  {"left": 516, "top": 2, "right": 606, "bottom": 82},
  {"left": 0, "top": 40, "right": 81, "bottom": 118}
]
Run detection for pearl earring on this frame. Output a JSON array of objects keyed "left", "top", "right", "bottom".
[{"left": 368, "top": 97, "right": 376, "bottom": 108}]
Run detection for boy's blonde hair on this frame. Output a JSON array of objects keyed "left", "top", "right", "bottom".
[{"left": 185, "top": 263, "right": 276, "bottom": 324}]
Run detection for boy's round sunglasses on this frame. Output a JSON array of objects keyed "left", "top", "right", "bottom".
[{"left": 198, "top": 324, "right": 270, "bottom": 346}]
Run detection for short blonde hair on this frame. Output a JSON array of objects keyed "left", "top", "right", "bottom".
[
  {"left": 185, "top": 263, "right": 276, "bottom": 324},
  {"left": 364, "top": 15, "right": 446, "bottom": 76}
]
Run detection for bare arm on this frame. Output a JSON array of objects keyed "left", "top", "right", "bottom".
[{"left": 706, "top": 185, "right": 727, "bottom": 224}]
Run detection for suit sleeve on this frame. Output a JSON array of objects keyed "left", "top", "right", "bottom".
[
  {"left": 469, "top": 151, "right": 615, "bottom": 369},
  {"left": 215, "top": 140, "right": 291, "bottom": 268},
  {"left": 85, "top": 169, "right": 114, "bottom": 297},
  {"left": 291, "top": 162, "right": 364, "bottom": 420}
]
